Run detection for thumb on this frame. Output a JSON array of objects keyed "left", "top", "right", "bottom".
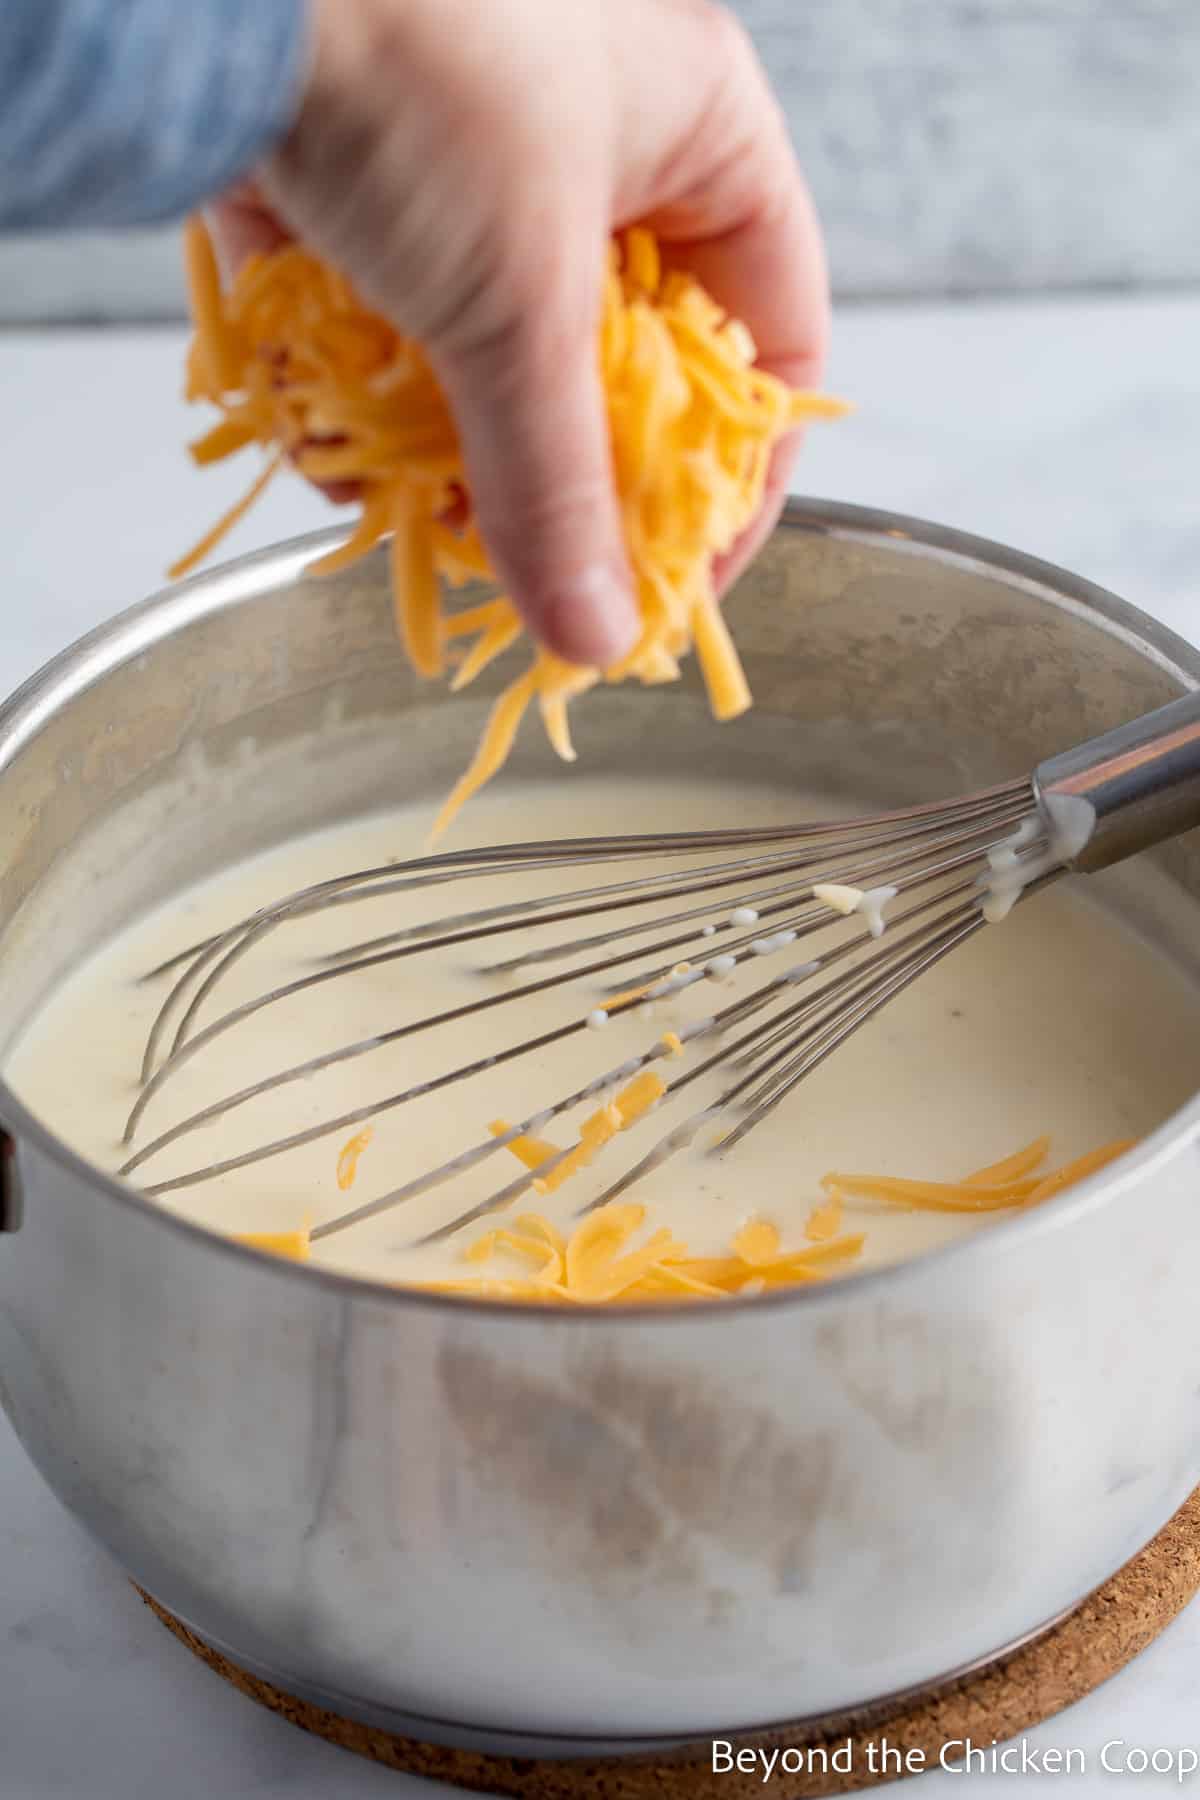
[{"left": 430, "top": 298, "right": 640, "bottom": 670}]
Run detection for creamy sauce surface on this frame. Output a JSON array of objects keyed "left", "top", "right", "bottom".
[{"left": 7, "top": 774, "right": 1200, "bottom": 1289}]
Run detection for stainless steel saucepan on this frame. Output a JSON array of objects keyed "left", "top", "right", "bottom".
[{"left": 1, "top": 499, "right": 1198, "bottom": 1755}]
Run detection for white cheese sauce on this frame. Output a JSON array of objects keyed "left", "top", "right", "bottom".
[{"left": 6, "top": 774, "right": 1200, "bottom": 1289}]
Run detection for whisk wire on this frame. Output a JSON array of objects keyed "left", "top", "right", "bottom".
[
  {"left": 126, "top": 797, "right": 1033, "bottom": 1151},
  {"left": 122, "top": 779, "right": 1052, "bottom": 1232}
]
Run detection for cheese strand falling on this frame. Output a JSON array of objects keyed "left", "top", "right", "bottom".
[{"left": 175, "top": 218, "right": 849, "bottom": 833}]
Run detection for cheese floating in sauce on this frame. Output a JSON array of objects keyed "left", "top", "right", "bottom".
[
  {"left": 5, "top": 776, "right": 1199, "bottom": 1295},
  {"left": 410, "top": 1136, "right": 1130, "bottom": 1303}
]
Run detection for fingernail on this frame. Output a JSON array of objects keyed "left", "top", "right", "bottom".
[{"left": 544, "top": 565, "right": 640, "bottom": 669}]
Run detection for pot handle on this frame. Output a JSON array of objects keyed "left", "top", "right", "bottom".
[{"left": 1, "top": 1130, "right": 20, "bottom": 1232}]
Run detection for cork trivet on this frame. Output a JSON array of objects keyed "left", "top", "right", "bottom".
[{"left": 137, "top": 1486, "right": 1200, "bottom": 1797}]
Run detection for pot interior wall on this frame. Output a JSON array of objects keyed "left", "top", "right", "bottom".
[{"left": 1, "top": 507, "right": 1199, "bottom": 1052}]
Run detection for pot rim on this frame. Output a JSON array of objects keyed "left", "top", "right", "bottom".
[{"left": 2, "top": 495, "right": 1198, "bottom": 1324}]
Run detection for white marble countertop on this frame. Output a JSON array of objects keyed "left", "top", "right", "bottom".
[{"left": 3, "top": 295, "right": 1200, "bottom": 1795}]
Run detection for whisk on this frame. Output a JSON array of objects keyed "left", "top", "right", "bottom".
[{"left": 119, "top": 693, "right": 1200, "bottom": 1244}]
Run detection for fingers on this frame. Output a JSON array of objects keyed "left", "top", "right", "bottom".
[
  {"left": 207, "top": 175, "right": 642, "bottom": 669},
  {"left": 206, "top": 186, "right": 361, "bottom": 508},
  {"left": 654, "top": 155, "right": 829, "bottom": 394},
  {"left": 660, "top": 165, "right": 826, "bottom": 598},
  {"left": 633, "top": 11, "right": 829, "bottom": 389},
  {"left": 710, "top": 431, "right": 799, "bottom": 598},
  {"left": 202, "top": 0, "right": 828, "bottom": 657},
  {"left": 205, "top": 182, "right": 291, "bottom": 280},
  {"left": 683, "top": 152, "right": 827, "bottom": 596},
  {"left": 661, "top": 167, "right": 825, "bottom": 595},
  {"left": 620, "top": 6, "right": 830, "bottom": 594},
  {"left": 430, "top": 286, "right": 641, "bottom": 670}
]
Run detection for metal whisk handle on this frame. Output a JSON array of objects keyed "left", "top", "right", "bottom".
[{"left": 1035, "top": 690, "right": 1200, "bottom": 874}]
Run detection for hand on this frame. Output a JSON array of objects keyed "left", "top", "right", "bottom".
[{"left": 211, "top": 0, "right": 828, "bottom": 668}]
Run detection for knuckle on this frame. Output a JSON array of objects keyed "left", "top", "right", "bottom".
[
  {"left": 697, "top": 3, "right": 760, "bottom": 80},
  {"left": 481, "top": 469, "right": 613, "bottom": 571},
  {"left": 446, "top": 219, "right": 603, "bottom": 377}
]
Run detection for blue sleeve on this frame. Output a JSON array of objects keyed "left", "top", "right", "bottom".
[{"left": 0, "top": 0, "right": 310, "bottom": 230}]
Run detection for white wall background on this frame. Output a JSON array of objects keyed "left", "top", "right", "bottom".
[{"left": 1, "top": 0, "right": 1198, "bottom": 321}]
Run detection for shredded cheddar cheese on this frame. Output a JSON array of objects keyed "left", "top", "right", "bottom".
[
  {"left": 414, "top": 1133, "right": 1134, "bottom": 1304},
  {"left": 610, "top": 1069, "right": 667, "bottom": 1125},
  {"left": 422, "top": 1202, "right": 864, "bottom": 1304},
  {"left": 824, "top": 1135, "right": 1135, "bottom": 1214},
  {"left": 488, "top": 1119, "right": 562, "bottom": 1171},
  {"left": 175, "top": 218, "right": 848, "bottom": 833},
  {"left": 964, "top": 1135, "right": 1052, "bottom": 1185},
  {"left": 804, "top": 1187, "right": 844, "bottom": 1241},
  {"left": 234, "top": 1132, "right": 1132, "bottom": 1300},
  {"left": 336, "top": 1127, "right": 374, "bottom": 1191},
  {"left": 730, "top": 1216, "right": 780, "bottom": 1264},
  {"left": 597, "top": 980, "right": 657, "bottom": 1014},
  {"left": 822, "top": 1172, "right": 1045, "bottom": 1213},
  {"left": 235, "top": 1227, "right": 312, "bottom": 1262},
  {"left": 489, "top": 1069, "right": 668, "bottom": 1198},
  {"left": 1024, "top": 1139, "right": 1135, "bottom": 1202}
]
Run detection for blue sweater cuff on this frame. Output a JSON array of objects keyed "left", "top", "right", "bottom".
[{"left": 0, "top": 0, "right": 311, "bottom": 230}]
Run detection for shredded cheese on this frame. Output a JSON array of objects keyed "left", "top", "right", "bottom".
[
  {"left": 731, "top": 1216, "right": 780, "bottom": 1264},
  {"left": 964, "top": 1135, "right": 1052, "bottom": 1186},
  {"left": 599, "top": 979, "right": 657, "bottom": 1014},
  {"left": 610, "top": 1069, "right": 667, "bottom": 1126},
  {"left": 336, "top": 1126, "right": 374, "bottom": 1191},
  {"left": 538, "top": 1070, "right": 668, "bottom": 1195},
  {"left": 488, "top": 1119, "right": 562, "bottom": 1171},
  {"left": 487, "top": 1072, "right": 667, "bottom": 1200},
  {"left": 427, "top": 1133, "right": 1134, "bottom": 1302},
  {"left": 824, "top": 1135, "right": 1135, "bottom": 1215},
  {"left": 804, "top": 1187, "right": 844, "bottom": 1241},
  {"left": 243, "top": 1133, "right": 1132, "bottom": 1300},
  {"left": 175, "top": 221, "right": 848, "bottom": 833},
  {"left": 420, "top": 1202, "right": 864, "bottom": 1304},
  {"left": 1024, "top": 1139, "right": 1135, "bottom": 1202},
  {"left": 234, "top": 1227, "right": 311, "bottom": 1262}
]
